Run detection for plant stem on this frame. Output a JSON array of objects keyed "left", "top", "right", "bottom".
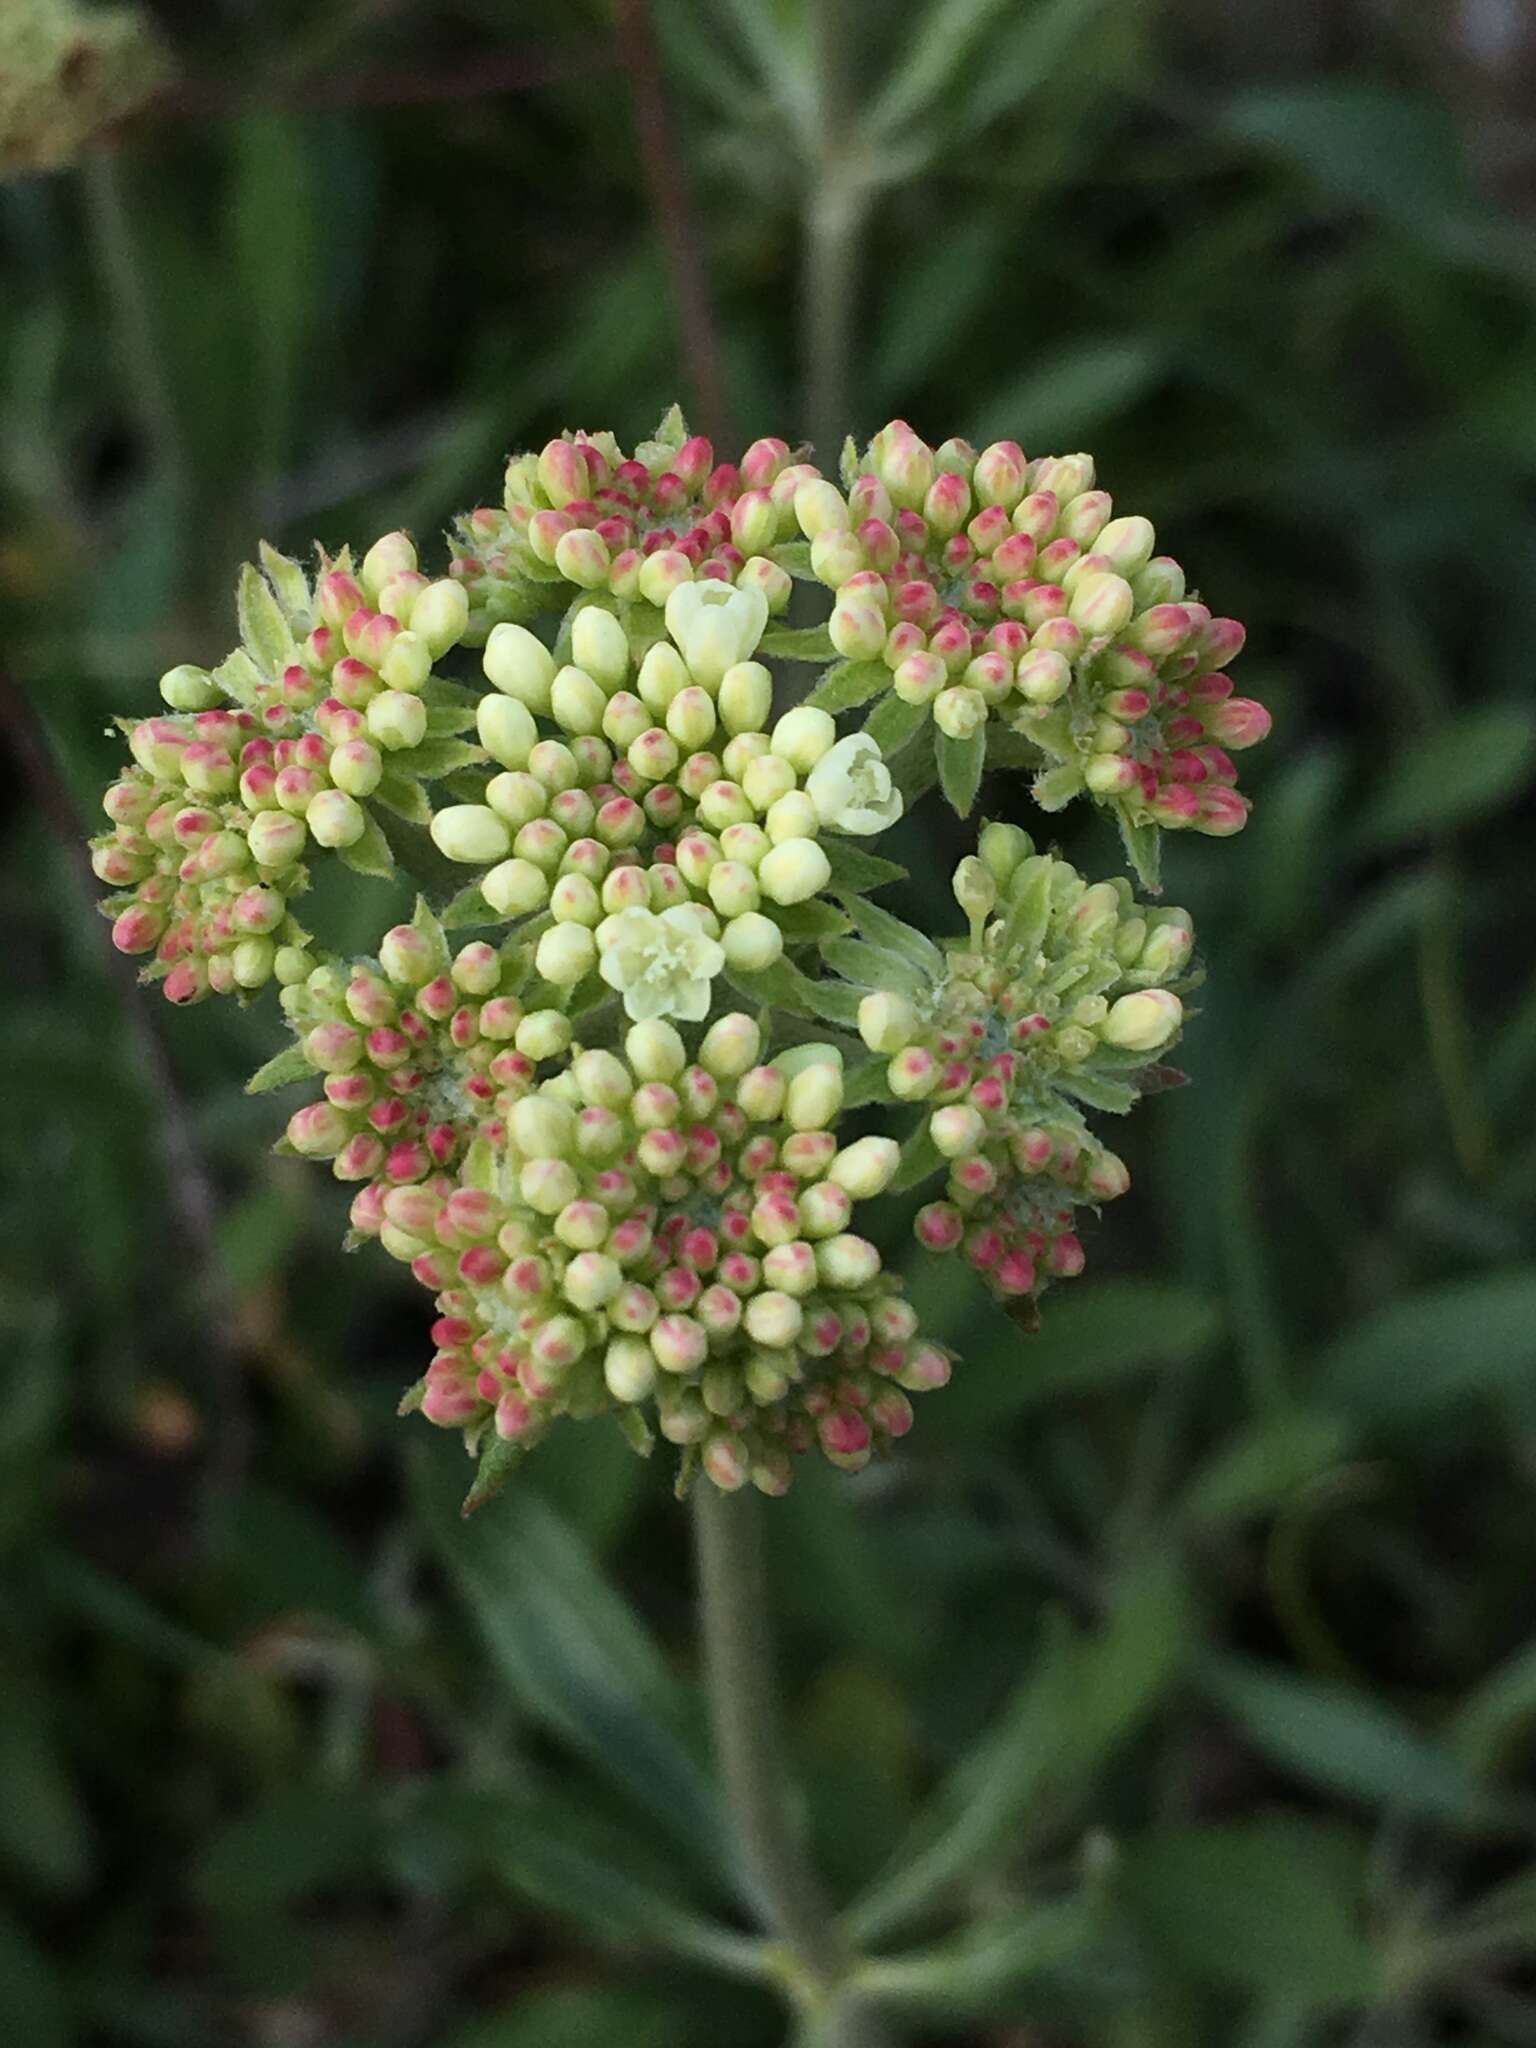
[
  {"left": 692, "top": 1485, "right": 889, "bottom": 2042},
  {"left": 800, "top": 0, "right": 862, "bottom": 460}
]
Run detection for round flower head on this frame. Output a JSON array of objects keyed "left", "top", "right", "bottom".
[
  {"left": 805, "top": 733, "right": 903, "bottom": 835},
  {"left": 598, "top": 903, "right": 726, "bottom": 1021}
]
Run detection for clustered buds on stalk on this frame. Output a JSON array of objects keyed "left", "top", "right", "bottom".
[
  {"left": 801, "top": 420, "right": 1270, "bottom": 883},
  {"left": 91, "top": 407, "right": 1267, "bottom": 1505},
  {"left": 367, "top": 1016, "right": 947, "bottom": 1494},
  {"left": 849, "top": 824, "right": 1193, "bottom": 1301},
  {"left": 448, "top": 407, "right": 811, "bottom": 642}
]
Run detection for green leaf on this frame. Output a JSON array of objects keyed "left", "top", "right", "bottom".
[
  {"left": 396, "top": 738, "right": 488, "bottom": 782},
  {"left": 257, "top": 541, "right": 309, "bottom": 618},
  {"left": 245, "top": 1044, "right": 312, "bottom": 1095},
  {"left": 1353, "top": 706, "right": 1536, "bottom": 850},
  {"left": 1183, "top": 1410, "right": 1349, "bottom": 1529},
  {"left": 759, "top": 623, "right": 836, "bottom": 662},
  {"left": 820, "top": 840, "right": 907, "bottom": 892},
  {"left": 850, "top": 1555, "right": 1191, "bottom": 1942},
  {"left": 971, "top": 340, "right": 1165, "bottom": 448},
  {"left": 1201, "top": 1655, "right": 1486, "bottom": 1823},
  {"left": 211, "top": 647, "right": 265, "bottom": 709},
  {"left": 805, "top": 660, "right": 889, "bottom": 713},
  {"left": 236, "top": 561, "right": 296, "bottom": 675},
  {"left": 1119, "top": 1819, "right": 1376, "bottom": 2005},
  {"left": 1055, "top": 1067, "right": 1139, "bottom": 1114},
  {"left": 892, "top": 1120, "right": 944, "bottom": 1194},
  {"left": 1117, "top": 810, "right": 1162, "bottom": 894},
  {"left": 372, "top": 768, "right": 432, "bottom": 827},
  {"left": 1320, "top": 1268, "right": 1536, "bottom": 1421},
  {"left": 1450, "top": 1640, "right": 1536, "bottom": 1776},
  {"left": 441, "top": 883, "right": 496, "bottom": 930},
  {"left": 843, "top": 897, "right": 946, "bottom": 979},
  {"left": 863, "top": 693, "right": 929, "bottom": 758},
  {"left": 853, "top": 1897, "right": 1103, "bottom": 2017},
  {"left": 937, "top": 726, "right": 986, "bottom": 818},
  {"left": 336, "top": 810, "right": 395, "bottom": 881},
  {"left": 425, "top": 699, "right": 480, "bottom": 738},
  {"left": 769, "top": 899, "right": 853, "bottom": 945},
  {"left": 446, "top": 1987, "right": 686, "bottom": 2048},
  {"left": 841, "top": 1054, "right": 895, "bottom": 1108},
  {"left": 461, "top": 1435, "right": 527, "bottom": 1514},
  {"left": 196, "top": 1783, "right": 381, "bottom": 1918},
  {"left": 820, "top": 937, "right": 929, "bottom": 1001},
  {"left": 0, "top": 1690, "right": 93, "bottom": 1894},
  {"left": 409, "top": 1445, "right": 727, "bottom": 1877}
]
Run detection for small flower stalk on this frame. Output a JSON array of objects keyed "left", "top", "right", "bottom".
[{"left": 91, "top": 406, "right": 1268, "bottom": 1506}]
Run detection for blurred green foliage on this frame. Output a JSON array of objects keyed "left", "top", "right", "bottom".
[{"left": 3, "top": 0, "right": 1536, "bottom": 2042}]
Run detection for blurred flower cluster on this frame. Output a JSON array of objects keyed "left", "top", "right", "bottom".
[{"left": 89, "top": 409, "right": 1259, "bottom": 1501}]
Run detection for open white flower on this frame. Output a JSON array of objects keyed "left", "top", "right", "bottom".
[
  {"left": 805, "top": 733, "right": 903, "bottom": 835},
  {"left": 664, "top": 581, "right": 769, "bottom": 688},
  {"left": 597, "top": 904, "right": 726, "bottom": 1022}
]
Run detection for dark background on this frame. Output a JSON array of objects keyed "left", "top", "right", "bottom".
[{"left": 3, "top": 2, "right": 1536, "bottom": 2043}]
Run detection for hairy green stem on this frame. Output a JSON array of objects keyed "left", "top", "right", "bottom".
[
  {"left": 692, "top": 1486, "right": 889, "bottom": 2041},
  {"left": 800, "top": 0, "right": 862, "bottom": 459}
]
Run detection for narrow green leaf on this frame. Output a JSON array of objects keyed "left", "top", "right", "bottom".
[
  {"left": 441, "top": 883, "right": 496, "bottom": 930},
  {"left": 462, "top": 1435, "right": 527, "bottom": 1515},
  {"left": 396, "top": 738, "right": 488, "bottom": 782},
  {"left": 759, "top": 624, "right": 836, "bottom": 662},
  {"left": 820, "top": 937, "right": 928, "bottom": 1000},
  {"left": 257, "top": 541, "right": 309, "bottom": 618},
  {"left": 336, "top": 810, "right": 395, "bottom": 881},
  {"left": 1354, "top": 706, "right": 1536, "bottom": 850},
  {"left": 864, "top": 694, "right": 929, "bottom": 758},
  {"left": 425, "top": 699, "right": 480, "bottom": 738},
  {"left": 1321, "top": 1268, "right": 1536, "bottom": 1421},
  {"left": 1117, "top": 810, "right": 1163, "bottom": 894},
  {"left": 805, "top": 660, "right": 889, "bottom": 713},
  {"left": 1119, "top": 1819, "right": 1376, "bottom": 2005},
  {"left": 768, "top": 899, "right": 853, "bottom": 945},
  {"left": 236, "top": 561, "right": 296, "bottom": 675},
  {"left": 372, "top": 769, "right": 432, "bottom": 827},
  {"left": 1202, "top": 1655, "right": 1486, "bottom": 1823},
  {"left": 245, "top": 1044, "right": 312, "bottom": 1095},
  {"left": 1183, "top": 1410, "right": 1349, "bottom": 1529},
  {"left": 937, "top": 726, "right": 986, "bottom": 818},
  {"left": 893, "top": 1120, "right": 944, "bottom": 1193},
  {"left": 821, "top": 840, "right": 907, "bottom": 892},
  {"left": 843, "top": 897, "right": 946, "bottom": 979}
]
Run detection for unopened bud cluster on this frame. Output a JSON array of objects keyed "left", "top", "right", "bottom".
[
  {"left": 363, "top": 1017, "right": 948, "bottom": 1492},
  {"left": 84, "top": 406, "right": 1257, "bottom": 1507},
  {"left": 429, "top": 587, "right": 902, "bottom": 1022},
  {"left": 805, "top": 420, "right": 1269, "bottom": 840},
  {"left": 450, "top": 410, "right": 815, "bottom": 638},
  {"left": 94, "top": 537, "right": 475, "bottom": 1002},
  {"left": 855, "top": 823, "right": 1194, "bottom": 1300}
]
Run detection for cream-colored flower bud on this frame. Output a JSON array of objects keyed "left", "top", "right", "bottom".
[
  {"left": 158, "top": 663, "right": 221, "bottom": 711},
  {"left": 770, "top": 705, "right": 837, "bottom": 773},
  {"left": 786, "top": 1055, "right": 844, "bottom": 1131},
  {"left": 536, "top": 922, "right": 597, "bottom": 986},
  {"left": 476, "top": 693, "right": 537, "bottom": 769},
  {"left": 1068, "top": 571, "right": 1136, "bottom": 638},
  {"left": 828, "top": 1134, "right": 900, "bottom": 1199},
  {"left": 360, "top": 530, "right": 417, "bottom": 599},
  {"left": 816, "top": 1233, "right": 881, "bottom": 1289},
  {"left": 858, "top": 991, "right": 917, "bottom": 1055},
  {"left": 485, "top": 771, "right": 548, "bottom": 828},
  {"left": 515, "top": 1009, "right": 571, "bottom": 1060},
  {"left": 637, "top": 640, "right": 689, "bottom": 716},
  {"left": 708, "top": 859, "right": 760, "bottom": 918},
  {"left": 763, "top": 791, "right": 820, "bottom": 845},
  {"left": 720, "top": 821, "right": 769, "bottom": 869},
  {"left": 521, "top": 1159, "right": 580, "bottom": 1216},
  {"left": 301, "top": 789, "right": 365, "bottom": 848},
  {"left": 1094, "top": 514, "right": 1156, "bottom": 576},
  {"left": 563, "top": 1251, "right": 623, "bottom": 1311},
  {"left": 664, "top": 581, "right": 769, "bottom": 688},
  {"left": 743, "top": 753, "right": 797, "bottom": 815},
  {"left": 484, "top": 623, "right": 556, "bottom": 711},
  {"left": 550, "top": 872, "right": 601, "bottom": 925},
  {"left": 510, "top": 1093, "right": 576, "bottom": 1158},
  {"left": 666, "top": 686, "right": 717, "bottom": 750},
  {"left": 411, "top": 578, "right": 469, "bottom": 659},
  {"left": 699, "top": 1012, "right": 762, "bottom": 1079},
  {"left": 953, "top": 855, "right": 997, "bottom": 922},
  {"left": 718, "top": 660, "right": 773, "bottom": 736},
  {"left": 330, "top": 739, "right": 383, "bottom": 797},
  {"left": 379, "top": 630, "right": 431, "bottom": 694},
  {"left": 758, "top": 836, "right": 831, "bottom": 906},
  {"left": 720, "top": 911, "right": 783, "bottom": 972},
  {"left": 931, "top": 1104, "right": 985, "bottom": 1157},
  {"left": 743, "top": 1291, "right": 803, "bottom": 1349},
  {"left": 550, "top": 664, "right": 608, "bottom": 736},
  {"left": 570, "top": 606, "right": 629, "bottom": 688},
  {"left": 604, "top": 1335, "right": 656, "bottom": 1403},
  {"left": 1101, "top": 988, "right": 1183, "bottom": 1052},
  {"left": 367, "top": 689, "right": 428, "bottom": 752},
  {"left": 795, "top": 478, "right": 851, "bottom": 537},
  {"left": 625, "top": 1018, "right": 687, "bottom": 1080},
  {"left": 934, "top": 686, "right": 986, "bottom": 740}
]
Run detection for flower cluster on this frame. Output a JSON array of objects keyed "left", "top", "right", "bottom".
[
  {"left": 849, "top": 824, "right": 1193, "bottom": 1301},
  {"left": 87, "top": 406, "right": 1265, "bottom": 1503},
  {"left": 449, "top": 409, "right": 816, "bottom": 639},
  {"left": 425, "top": 582, "right": 901, "bottom": 1024},
  {"left": 799, "top": 419, "right": 1270, "bottom": 868},
  {"left": 362, "top": 1015, "right": 949, "bottom": 1494},
  {"left": 93, "top": 537, "right": 479, "bottom": 1002}
]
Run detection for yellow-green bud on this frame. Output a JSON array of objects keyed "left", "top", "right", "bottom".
[
  {"left": 858, "top": 991, "right": 917, "bottom": 1054},
  {"left": 758, "top": 836, "right": 831, "bottom": 906},
  {"left": 484, "top": 623, "right": 556, "bottom": 712},
  {"left": 718, "top": 660, "right": 773, "bottom": 735},
  {"left": 486, "top": 771, "right": 548, "bottom": 828},
  {"left": 550, "top": 665, "right": 607, "bottom": 736},
  {"left": 361, "top": 530, "right": 418, "bottom": 598},
  {"left": 786, "top": 1056, "right": 843, "bottom": 1131},
  {"left": 379, "top": 630, "right": 431, "bottom": 694},
  {"left": 828, "top": 1135, "right": 900, "bottom": 1199},
  {"left": 604, "top": 1335, "right": 656, "bottom": 1403},
  {"left": 570, "top": 606, "right": 630, "bottom": 688},
  {"left": 159, "top": 663, "right": 221, "bottom": 711},
  {"left": 763, "top": 790, "right": 820, "bottom": 844},
  {"left": 637, "top": 641, "right": 689, "bottom": 715},
  {"left": 516, "top": 1009, "right": 572, "bottom": 1060},
  {"left": 720, "top": 910, "right": 783, "bottom": 972},
  {"left": 626, "top": 1018, "right": 686, "bottom": 1081},
  {"left": 306, "top": 789, "right": 367, "bottom": 848},
  {"left": 979, "top": 820, "right": 1030, "bottom": 882},
  {"left": 934, "top": 686, "right": 986, "bottom": 741},
  {"left": 412, "top": 578, "right": 470, "bottom": 658},
  {"left": 477, "top": 692, "right": 537, "bottom": 769},
  {"left": 430, "top": 804, "right": 512, "bottom": 865},
  {"left": 699, "top": 1012, "right": 761, "bottom": 1078},
  {"left": 1101, "top": 988, "right": 1183, "bottom": 1052},
  {"left": 771, "top": 705, "right": 836, "bottom": 773},
  {"left": 743, "top": 753, "right": 797, "bottom": 814},
  {"left": 368, "top": 689, "right": 429, "bottom": 751},
  {"left": 535, "top": 922, "right": 597, "bottom": 986}
]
